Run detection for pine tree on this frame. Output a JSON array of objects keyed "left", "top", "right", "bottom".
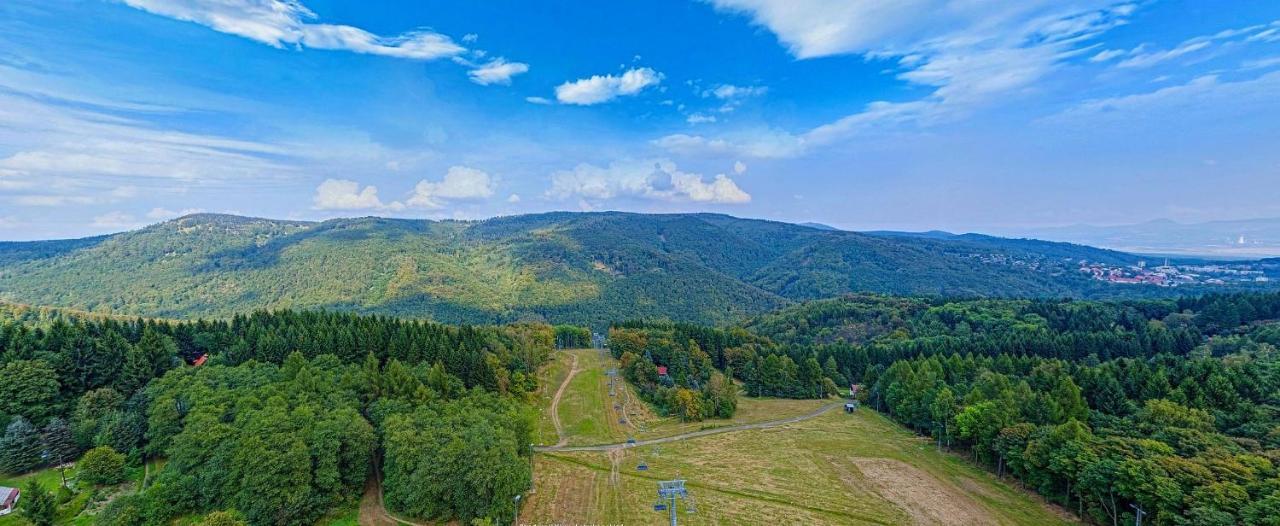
[
  {"left": 19, "top": 480, "right": 57, "bottom": 526},
  {"left": 42, "top": 417, "right": 78, "bottom": 488},
  {"left": 0, "top": 417, "right": 44, "bottom": 474}
]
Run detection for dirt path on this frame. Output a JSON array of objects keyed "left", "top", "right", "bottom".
[
  {"left": 549, "top": 351, "right": 581, "bottom": 448},
  {"left": 536, "top": 401, "right": 844, "bottom": 452},
  {"left": 360, "top": 468, "right": 436, "bottom": 526}
]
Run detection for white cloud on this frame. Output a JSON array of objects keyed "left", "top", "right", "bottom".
[
  {"left": 1251, "top": 28, "right": 1279, "bottom": 43},
  {"left": 506, "top": 193, "right": 521, "bottom": 203},
  {"left": 547, "top": 159, "right": 750, "bottom": 204},
  {"left": 671, "top": 1, "right": 1138, "bottom": 158},
  {"left": 122, "top": 0, "right": 465, "bottom": 60},
  {"left": 1241, "top": 56, "right": 1280, "bottom": 71},
  {"left": 705, "top": 84, "right": 767, "bottom": 99},
  {"left": 468, "top": 58, "right": 529, "bottom": 86},
  {"left": 1101, "top": 20, "right": 1280, "bottom": 69},
  {"left": 0, "top": 88, "right": 295, "bottom": 188},
  {"left": 1116, "top": 41, "right": 1211, "bottom": 69},
  {"left": 147, "top": 207, "right": 206, "bottom": 220},
  {"left": 407, "top": 166, "right": 496, "bottom": 209},
  {"left": 1090, "top": 49, "right": 1126, "bottom": 62},
  {"left": 653, "top": 129, "right": 806, "bottom": 159},
  {"left": 1048, "top": 71, "right": 1280, "bottom": 124},
  {"left": 91, "top": 211, "right": 141, "bottom": 229},
  {"left": 554, "top": 67, "right": 662, "bottom": 105},
  {"left": 687, "top": 113, "right": 717, "bottom": 124},
  {"left": 733, "top": 161, "right": 747, "bottom": 174},
  {"left": 525, "top": 96, "right": 552, "bottom": 105},
  {"left": 312, "top": 178, "right": 403, "bottom": 211},
  {"left": 462, "top": 33, "right": 479, "bottom": 43}
]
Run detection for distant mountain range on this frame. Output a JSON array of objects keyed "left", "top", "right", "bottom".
[
  {"left": 1010, "top": 217, "right": 1280, "bottom": 258},
  {"left": 0, "top": 212, "right": 1258, "bottom": 326}
]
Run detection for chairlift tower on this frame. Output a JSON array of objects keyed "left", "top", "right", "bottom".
[
  {"left": 655, "top": 479, "right": 696, "bottom": 526},
  {"left": 606, "top": 368, "right": 619, "bottom": 396}
]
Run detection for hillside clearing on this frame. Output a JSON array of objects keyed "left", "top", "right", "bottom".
[{"left": 524, "top": 347, "right": 1074, "bottom": 525}]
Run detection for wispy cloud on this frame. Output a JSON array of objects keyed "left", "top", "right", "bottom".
[
  {"left": 1089, "top": 20, "right": 1280, "bottom": 69},
  {"left": 122, "top": 0, "right": 465, "bottom": 60},
  {"left": 687, "top": 113, "right": 717, "bottom": 124},
  {"left": 1046, "top": 71, "right": 1280, "bottom": 125},
  {"left": 704, "top": 84, "right": 767, "bottom": 99},
  {"left": 91, "top": 211, "right": 143, "bottom": 229},
  {"left": 466, "top": 58, "right": 530, "bottom": 86},
  {"left": 554, "top": 67, "right": 662, "bottom": 105},
  {"left": 675, "top": 1, "right": 1139, "bottom": 158}
]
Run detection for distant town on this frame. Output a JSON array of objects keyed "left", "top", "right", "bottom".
[{"left": 1080, "top": 259, "right": 1275, "bottom": 287}]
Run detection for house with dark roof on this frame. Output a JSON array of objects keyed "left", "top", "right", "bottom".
[{"left": 0, "top": 486, "right": 19, "bottom": 516}]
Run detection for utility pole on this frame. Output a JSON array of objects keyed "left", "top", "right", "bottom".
[{"left": 1130, "top": 503, "right": 1146, "bottom": 526}]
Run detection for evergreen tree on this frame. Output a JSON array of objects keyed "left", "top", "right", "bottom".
[
  {"left": 19, "top": 480, "right": 57, "bottom": 526},
  {"left": 42, "top": 417, "right": 77, "bottom": 488},
  {"left": 0, "top": 417, "right": 44, "bottom": 474}
]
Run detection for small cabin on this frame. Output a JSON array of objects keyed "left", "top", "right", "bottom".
[
  {"left": 192, "top": 354, "right": 209, "bottom": 367},
  {"left": 656, "top": 366, "right": 668, "bottom": 377},
  {"left": 0, "top": 486, "right": 19, "bottom": 516}
]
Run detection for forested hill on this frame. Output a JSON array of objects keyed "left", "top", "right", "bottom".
[{"left": 0, "top": 212, "right": 1230, "bottom": 326}]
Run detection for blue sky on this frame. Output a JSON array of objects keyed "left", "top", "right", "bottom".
[{"left": 1, "top": 0, "right": 1279, "bottom": 240}]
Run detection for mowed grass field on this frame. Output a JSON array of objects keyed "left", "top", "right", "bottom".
[
  {"left": 524, "top": 349, "right": 1076, "bottom": 525},
  {"left": 541, "top": 349, "right": 831, "bottom": 447}
]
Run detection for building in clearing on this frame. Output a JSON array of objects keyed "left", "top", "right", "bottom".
[{"left": 0, "top": 486, "right": 19, "bottom": 516}]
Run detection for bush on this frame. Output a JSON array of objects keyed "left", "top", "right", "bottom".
[
  {"left": 198, "top": 511, "right": 248, "bottom": 526},
  {"left": 79, "top": 446, "right": 126, "bottom": 485}
]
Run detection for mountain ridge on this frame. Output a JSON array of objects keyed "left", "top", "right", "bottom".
[{"left": 0, "top": 211, "right": 1252, "bottom": 326}]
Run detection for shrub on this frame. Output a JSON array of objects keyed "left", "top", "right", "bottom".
[{"left": 78, "top": 446, "right": 126, "bottom": 485}]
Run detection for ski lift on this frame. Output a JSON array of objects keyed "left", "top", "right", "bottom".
[{"left": 654, "top": 504, "right": 667, "bottom": 511}]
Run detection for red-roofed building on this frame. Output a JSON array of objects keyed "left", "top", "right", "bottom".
[
  {"left": 192, "top": 354, "right": 208, "bottom": 367},
  {"left": 0, "top": 486, "right": 19, "bottom": 516},
  {"left": 656, "top": 366, "right": 668, "bottom": 377}
]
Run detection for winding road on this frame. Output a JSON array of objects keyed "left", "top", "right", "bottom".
[{"left": 535, "top": 400, "right": 844, "bottom": 452}]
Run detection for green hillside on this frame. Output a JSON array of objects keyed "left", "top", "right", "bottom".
[{"left": 0, "top": 212, "right": 1209, "bottom": 326}]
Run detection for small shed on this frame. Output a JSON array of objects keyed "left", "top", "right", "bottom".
[
  {"left": 192, "top": 354, "right": 209, "bottom": 367},
  {"left": 656, "top": 366, "right": 668, "bottom": 377},
  {"left": 0, "top": 486, "right": 19, "bottom": 516}
]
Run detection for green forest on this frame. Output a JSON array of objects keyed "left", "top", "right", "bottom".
[
  {"left": 738, "top": 292, "right": 1280, "bottom": 525},
  {"left": 5, "top": 282, "right": 1280, "bottom": 524},
  {"left": 0, "top": 305, "right": 552, "bottom": 525}
]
